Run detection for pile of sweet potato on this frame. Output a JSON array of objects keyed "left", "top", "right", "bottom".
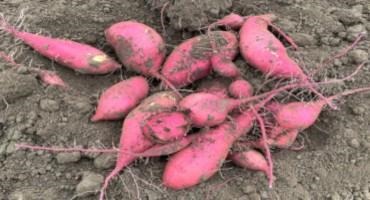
[{"left": 3, "top": 13, "right": 368, "bottom": 200}]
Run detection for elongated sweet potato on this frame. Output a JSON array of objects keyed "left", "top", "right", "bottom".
[
  {"left": 162, "top": 110, "right": 255, "bottom": 189},
  {"left": 99, "top": 91, "right": 181, "bottom": 200},
  {"left": 1, "top": 18, "right": 120, "bottom": 74},
  {"left": 91, "top": 76, "right": 149, "bottom": 122}
]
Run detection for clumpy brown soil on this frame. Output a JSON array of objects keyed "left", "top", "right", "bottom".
[{"left": 0, "top": 0, "right": 370, "bottom": 199}]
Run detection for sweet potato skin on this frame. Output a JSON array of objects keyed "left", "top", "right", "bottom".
[
  {"left": 91, "top": 76, "right": 149, "bottom": 121},
  {"left": 99, "top": 91, "right": 181, "bottom": 200},
  {"left": 273, "top": 101, "right": 325, "bottom": 130},
  {"left": 230, "top": 149, "right": 269, "bottom": 175},
  {"left": 161, "top": 31, "right": 238, "bottom": 88},
  {"left": 162, "top": 111, "right": 255, "bottom": 189},
  {"left": 7, "top": 30, "right": 121, "bottom": 74},
  {"left": 228, "top": 79, "right": 253, "bottom": 98},
  {"left": 239, "top": 14, "right": 303, "bottom": 79},
  {"left": 142, "top": 111, "right": 190, "bottom": 143},
  {"left": 105, "top": 21, "right": 166, "bottom": 76}
]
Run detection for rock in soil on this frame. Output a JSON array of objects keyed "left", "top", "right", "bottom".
[
  {"left": 94, "top": 153, "right": 116, "bottom": 169},
  {"left": 56, "top": 152, "right": 81, "bottom": 164},
  {"left": 75, "top": 172, "right": 104, "bottom": 197},
  {"left": 0, "top": 70, "right": 38, "bottom": 105}
]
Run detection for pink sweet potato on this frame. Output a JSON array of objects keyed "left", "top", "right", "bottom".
[
  {"left": 99, "top": 91, "right": 181, "bottom": 200},
  {"left": 214, "top": 13, "right": 245, "bottom": 30},
  {"left": 230, "top": 149, "right": 271, "bottom": 179},
  {"left": 179, "top": 92, "right": 236, "bottom": 127},
  {"left": 243, "top": 128, "right": 299, "bottom": 150},
  {"left": 0, "top": 18, "right": 121, "bottom": 74},
  {"left": 239, "top": 14, "right": 304, "bottom": 79},
  {"left": 271, "top": 87, "right": 370, "bottom": 131},
  {"left": 105, "top": 21, "right": 165, "bottom": 77},
  {"left": 273, "top": 101, "right": 325, "bottom": 131},
  {"left": 162, "top": 110, "right": 256, "bottom": 189},
  {"left": 142, "top": 111, "right": 190, "bottom": 143},
  {"left": 137, "top": 134, "right": 198, "bottom": 157},
  {"left": 211, "top": 56, "right": 241, "bottom": 78},
  {"left": 37, "top": 69, "right": 68, "bottom": 89},
  {"left": 91, "top": 76, "right": 149, "bottom": 122},
  {"left": 161, "top": 31, "right": 238, "bottom": 88},
  {"left": 104, "top": 21, "right": 181, "bottom": 96},
  {"left": 228, "top": 79, "right": 253, "bottom": 98},
  {"left": 178, "top": 90, "right": 266, "bottom": 127}
]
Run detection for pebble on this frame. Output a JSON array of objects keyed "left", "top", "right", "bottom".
[
  {"left": 84, "top": 34, "right": 98, "bottom": 44},
  {"left": 93, "top": 154, "right": 116, "bottom": 169},
  {"left": 9, "top": 190, "right": 36, "bottom": 200},
  {"left": 348, "top": 138, "right": 361, "bottom": 148},
  {"left": 329, "top": 192, "right": 341, "bottom": 200},
  {"left": 260, "top": 191, "right": 269, "bottom": 199},
  {"left": 145, "top": 189, "right": 161, "bottom": 200},
  {"left": 348, "top": 49, "right": 369, "bottom": 64},
  {"left": 292, "top": 33, "right": 315, "bottom": 46},
  {"left": 6, "top": 142, "right": 16, "bottom": 154},
  {"left": 56, "top": 152, "right": 81, "bottom": 164},
  {"left": 40, "top": 99, "right": 60, "bottom": 112},
  {"left": 16, "top": 66, "right": 29, "bottom": 74},
  {"left": 0, "top": 143, "right": 7, "bottom": 155},
  {"left": 249, "top": 192, "right": 261, "bottom": 200},
  {"left": 75, "top": 172, "right": 104, "bottom": 197},
  {"left": 362, "top": 141, "right": 370, "bottom": 150},
  {"left": 236, "top": 195, "right": 249, "bottom": 200},
  {"left": 242, "top": 185, "right": 256, "bottom": 194},
  {"left": 336, "top": 9, "right": 363, "bottom": 25},
  {"left": 346, "top": 24, "right": 367, "bottom": 41}
]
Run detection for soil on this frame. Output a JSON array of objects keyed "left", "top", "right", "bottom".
[{"left": 0, "top": 0, "right": 370, "bottom": 200}]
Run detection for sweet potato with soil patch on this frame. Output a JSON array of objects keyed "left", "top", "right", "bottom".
[
  {"left": 105, "top": 21, "right": 165, "bottom": 76},
  {"left": 99, "top": 91, "right": 181, "bottom": 200},
  {"left": 142, "top": 111, "right": 190, "bottom": 144},
  {"left": 162, "top": 110, "right": 256, "bottom": 189},
  {"left": 161, "top": 31, "right": 238, "bottom": 88}
]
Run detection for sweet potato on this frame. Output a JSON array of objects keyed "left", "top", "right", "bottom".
[
  {"left": 179, "top": 90, "right": 277, "bottom": 127},
  {"left": 142, "top": 111, "right": 190, "bottom": 143},
  {"left": 213, "top": 13, "right": 245, "bottom": 30},
  {"left": 272, "top": 87, "right": 370, "bottom": 131},
  {"left": 211, "top": 56, "right": 241, "bottom": 78},
  {"left": 162, "top": 110, "right": 256, "bottom": 189},
  {"left": 242, "top": 128, "right": 299, "bottom": 150},
  {"left": 104, "top": 21, "right": 181, "bottom": 96},
  {"left": 99, "top": 91, "right": 181, "bottom": 200},
  {"left": 230, "top": 149, "right": 271, "bottom": 180},
  {"left": 37, "top": 69, "right": 68, "bottom": 89},
  {"left": 228, "top": 79, "right": 253, "bottom": 98},
  {"left": 179, "top": 92, "right": 236, "bottom": 127},
  {"left": 239, "top": 14, "right": 304, "bottom": 79},
  {"left": 238, "top": 14, "right": 335, "bottom": 107},
  {"left": 137, "top": 134, "right": 198, "bottom": 157},
  {"left": 161, "top": 31, "right": 238, "bottom": 88},
  {"left": 105, "top": 21, "right": 165, "bottom": 76},
  {"left": 91, "top": 76, "right": 149, "bottom": 122},
  {"left": 0, "top": 18, "right": 121, "bottom": 74}
]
